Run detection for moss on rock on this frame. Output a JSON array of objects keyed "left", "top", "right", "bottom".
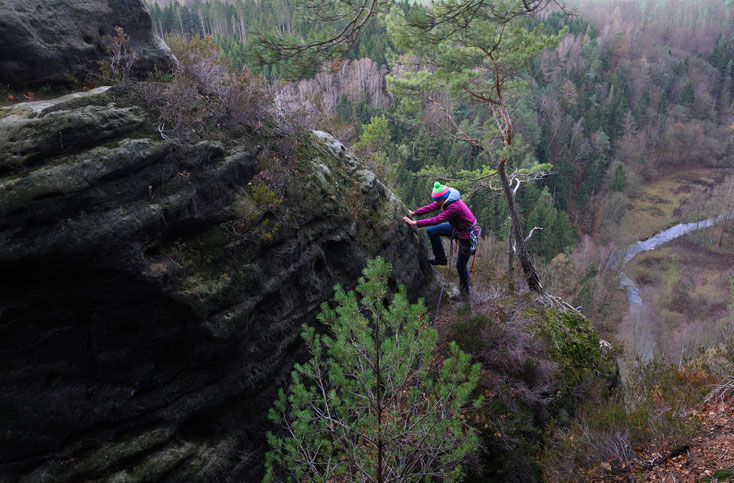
[
  {"left": 446, "top": 292, "right": 619, "bottom": 482},
  {"left": 0, "top": 83, "right": 436, "bottom": 482}
]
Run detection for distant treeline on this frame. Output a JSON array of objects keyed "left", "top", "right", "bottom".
[
  {"left": 145, "top": 0, "right": 393, "bottom": 78},
  {"left": 145, "top": 0, "right": 734, "bottom": 260}
]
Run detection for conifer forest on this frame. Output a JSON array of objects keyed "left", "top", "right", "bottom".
[{"left": 1, "top": 0, "right": 733, "bottom": 480}]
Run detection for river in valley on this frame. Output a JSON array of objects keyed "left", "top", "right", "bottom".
[{"left": 615, "top": 209, "right": 734, "bottom": 362}]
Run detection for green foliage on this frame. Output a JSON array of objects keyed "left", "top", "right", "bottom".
[
  {"left": 145, "top": 66, "right": 174, "bottom": 83},
  {"left": 265, "top": 257, "right": 481, "bottom": 482},
  {"left": 575, "top": 264, "right": 600, "bottom": 315},
  {"left": 357, "top": 115, "right": 390, "bottom": 151},
  {"left": 526, "top": 187, "right": 576, "bottom": 259},
  {"left": 146, "top": 0, "right": 396, "bottom": 79},
  {"left": 445, "top": 311, "right": 495, "bottom": 355},
  {"left": 149, "top": 0, "right": 734, "bottom": 254},
  {"left": 442, "top": 294, "right": 619, "bottom": 481},
  {"left": 227, "top": 179, "right": 286, "bottom": 244},
  {"left": 0, "top": 84, "right": 11, "bottom": 107},
  {"left": 680, "top": 81, "right": 695, "bottom": 107},
  {"left": 384, "top": 1, "right": 565, "bottom": 288},
  {"left": 387, "top": 5, "right": 566, "bottom": 104},
  {"left": 385, "top": 0, "right": 566, "bottom": 176},
  {"left": 355, "top": 115, "right": 397, "bottom": 186},
  {"left": 611, "top": 164, "right": 628, "bottom": 192},
  {"left": 709, "top": 467, "right": 734, "bottom": 481},
  {"left": 251, "top": 181, "right": 283, "bottom": 208}
]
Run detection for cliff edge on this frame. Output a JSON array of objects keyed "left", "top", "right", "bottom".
[{"left": 0, "top": 85, "right": 434, "bottom": 481}]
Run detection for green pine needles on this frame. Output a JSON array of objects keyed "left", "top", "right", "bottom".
[{"left": 264, "top": 257, "right": 481, "bottom": 482}]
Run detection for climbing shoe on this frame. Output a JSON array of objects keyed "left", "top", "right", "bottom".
[
  {"left": 460, "top": 282, "right": 471, "bottom": 301},
  {"left": 428, "top": 257, "right": 447, "bottom": 266}
]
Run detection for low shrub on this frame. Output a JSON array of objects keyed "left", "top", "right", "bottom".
[
  {"left": 446, "top": 311, "right": 496, "bottom": 355},
  {"left": 444, "top": 292, "right": 618, "bottom": 481},
  {"left": 146, "top": 34, "right": 271, "bottom": 143},
  {"left": 540, "top": 359, "right": 711, "bottom": 481},
  {"left": 99, "top": 26, "right": 137, "bottom": 83},
  {"left": 141, "top": 33, "right": 355, "bottom": 207}
]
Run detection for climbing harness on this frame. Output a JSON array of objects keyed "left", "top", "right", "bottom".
[
  {"left": 451, "top": 221, "right": 482, "bottom": 274},
  {"left": 402, "top": 280, "right": 446, "bottom": 469}
]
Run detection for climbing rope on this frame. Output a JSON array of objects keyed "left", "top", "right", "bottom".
[
  {"left": 402, "top": 234, "right": 478, "bottom": 468},
  {"left": 470, "top": 236, "right": 479, "bottom": 274}
]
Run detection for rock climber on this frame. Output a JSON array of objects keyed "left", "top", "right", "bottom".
[{"left": 403, "top": 182, "right": 480, "bottom": 298}]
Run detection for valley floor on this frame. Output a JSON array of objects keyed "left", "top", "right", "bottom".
[{"left": 611, "top": 167, "right": 734, "bottom": 366}]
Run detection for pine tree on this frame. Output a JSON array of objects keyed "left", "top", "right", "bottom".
[
  {"left": 386, "top": 0, "right": 564, "bottom": 292},
  {"left": 680, "top": 82, "right": 695, "bottom": 107},
  {"left": 611, "top": 164, "right": 628, "bottom": 192},
  {"left": 526, "top": 187, "right": 574, "bottom": 259},
  {"left": 265, "top": 258, "right": 481, "bottom": 482}
]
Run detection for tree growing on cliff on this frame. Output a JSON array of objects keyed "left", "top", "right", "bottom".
[
  {"left": 264, "top": 257, "right": 481, "bottom": 482},
  {"left": 386, "top": 0, "right": 567, "bottom": 292},
  {"left": 99, "top": 26, "right": 137, "bottom": 83}
]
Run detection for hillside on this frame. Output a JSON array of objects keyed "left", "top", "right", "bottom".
[{"left": 1, "top": 0, "right": 733, "bottom": 480}]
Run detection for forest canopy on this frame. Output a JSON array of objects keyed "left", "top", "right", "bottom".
[{"left": 145, "top": 0, "right": 734, "bottom": 261}]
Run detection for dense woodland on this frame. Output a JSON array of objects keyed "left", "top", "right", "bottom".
[
  {"left": 146, "top": 0, "right": 734, "bottom": 263},
  {"left": 109, "top": 1, "right": 734, "bottom": 479},
  {"left": 2, "top": 1, "right": 733, "bottom": 481}
]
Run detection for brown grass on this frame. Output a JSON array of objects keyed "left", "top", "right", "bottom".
[
  {"left": 620, "top": 168, "right": 725, "bottom": 241},
  {"left": 540, "top": 361, "right": 714, "bottom": 482},
  {"left": 623, "top": 230, "right": 734, "bottom": 361}
]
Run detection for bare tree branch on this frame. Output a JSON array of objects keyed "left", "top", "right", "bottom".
[{"left": 525, "top": 226, "right": 543, "bottom": 242}]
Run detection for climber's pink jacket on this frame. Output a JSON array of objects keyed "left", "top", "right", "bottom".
[{"left": 413, "top": 188, "right": 476, "bottom": 239}]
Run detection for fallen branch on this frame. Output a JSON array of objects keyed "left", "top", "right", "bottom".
[
  {"left": 703, "top": 376, "right": 734, "bottom": 406},
  {"left": 636, "top": 445, "right": 690, "bottom": 470},
  {"left": 534, "top": 291, "right": 582, "bottom": 315},
  {"left": 157, "top": 123, "right": 174, "bottom": 143},
  {"left": 511, "top": 226, "right": 542, "bottom": 253}
]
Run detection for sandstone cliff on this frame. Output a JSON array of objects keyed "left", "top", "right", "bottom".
[
  {"left": 0, "top": 0, "right": 175, "bottom": 88},
  {"left": 0, "top": 85, "right": 435, "bottom": 481}
]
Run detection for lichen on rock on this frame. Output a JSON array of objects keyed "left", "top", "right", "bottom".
[
  {"left": 0, "top": 1, "right": 175, "bottom": 88},
  {"left": 0, "top": 84, "right": 434, "bottom": 481}
]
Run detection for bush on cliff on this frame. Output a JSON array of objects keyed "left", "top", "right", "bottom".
[
  {"left": 140, "top": 33, "right": 353, "bottom": 148},
  {"left": 264, "top": 257, "right": 481, "bottom": 482},
  {"left": 440, "top": 269, "right": 620, "bottom": 481},
  {"left": 146, "top": 34, "right": 272, "bottom": 143}
]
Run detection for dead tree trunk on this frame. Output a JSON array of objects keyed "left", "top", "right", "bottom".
[
  {"left": 495, "top": 103, "right": 543, "bottom": 293},
  {"left": 507, "top": 227, "right": 515, "bottom": 288},
  {"left": 498, "top": 159, "right": 542, "bottom": 292}
]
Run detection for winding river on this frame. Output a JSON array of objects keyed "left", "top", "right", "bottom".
[{"left": 615, "top": 209, "right": 734, "bottom": 362}]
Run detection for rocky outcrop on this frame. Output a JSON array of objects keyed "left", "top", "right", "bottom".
[
  {"left": 0, "top": 85, "right": 435, "bottom": 481},
  {"left": 0, "top": 0, "right": 175, "bottom": 88},
  {"left": 445, "top": 300, "right": 620, "bottom": 481}
]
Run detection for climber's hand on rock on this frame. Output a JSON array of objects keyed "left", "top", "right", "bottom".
[{"left": 403, "top": 216, "right": 417, "bottom": 226}]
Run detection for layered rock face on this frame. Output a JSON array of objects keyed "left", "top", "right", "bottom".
[
  {"left": 0, "top": 86, "right": 434, "bottom": 481},
  {"left": 0, "top": 0, "right": 175, "bottom": 88}
]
